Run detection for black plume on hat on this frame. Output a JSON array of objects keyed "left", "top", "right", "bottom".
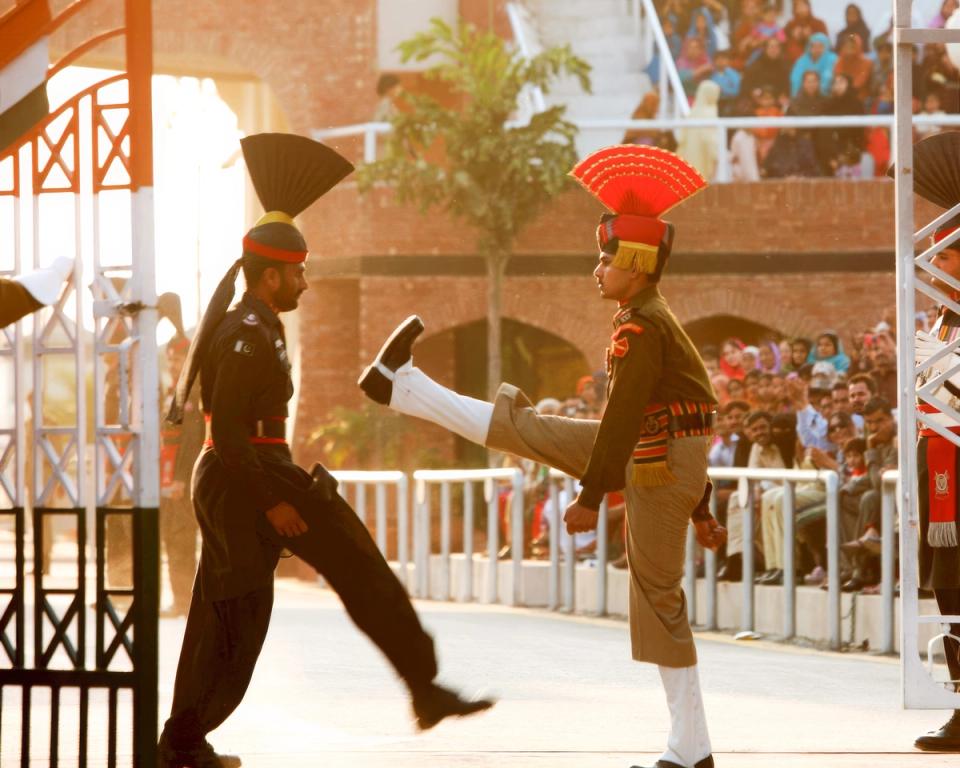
[
  {"left": 240, "top": 132, "right": 354, "bottom": 218},
  {"left": 888, "top": 131, "right": 960, "bottom": 210}
]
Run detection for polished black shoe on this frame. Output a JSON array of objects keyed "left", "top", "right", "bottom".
[
  {"left": 716, "top": 556, "right": 741, "bottom": 582},
  {"left": 411, "top": 682, "right": 495, "bottom": 731},
  {"left": 841, "top": 576, "right": 866, "bottom": 593},
  {"left": 158, "top": 733, "right": 241, "bottom": 767},
  {"left": 754, "top": 569, "right": 775, "bottom": 584},
  {"left": 358, "top": 315, "right": 425, "bottom": 405},
  {"left": 915, "top": 710, "right": 960, "bottom": 751},
  {"left": 759, "top": 568, "right": 783, "bottom": 586},
  {"left": 631, "top": 754, "right": 714, "bottom": 768}
]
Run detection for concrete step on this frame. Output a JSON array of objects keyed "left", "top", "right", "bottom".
[
  {"left": 539, "top": 14, "right": 633, "bottom": 43},
  {"left": 529, "top": 0, "right": 626, "bottom": 19},
  {"left": 549, "top": 92, "right": 641, "bottom": 119},
  {"left": 549, "top": 71, "right": 649, "bottom": 98}
]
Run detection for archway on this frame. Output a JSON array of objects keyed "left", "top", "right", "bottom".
[
  {"left": 416, "top": 318, "right": 590, "bottom": 463},
  {"left": 684, "top": 313, "right": 784, "bottom": 350}
]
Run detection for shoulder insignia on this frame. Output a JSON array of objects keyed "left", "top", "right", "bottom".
[
  {"left": 612, "top": 322, "right": 645, "bottom": 341},
  {"left": 611, "top": 336, "right": 630, "bottom": 358},
  {"left": 233, "top": 339, "right": 255, "bottom": 357},
  {"left": 242, "top": 313, "right": 258, "bottom": 326}
]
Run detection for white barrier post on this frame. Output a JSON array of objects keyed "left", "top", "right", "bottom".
[
  {"left": 486, "top": 478, "right": 498, "bottom": 603},
  {"left": 440, "top": 481, "right": 451, "bottom": 601},
  {"left": 596, "top": 498, "right": 608, "bottom": 616},
  {"left": 463, "top": 481, "right": 475, "bottom": 602},
  {"left": 782, "top": 481, "right": 796, "bottom": 640},
  {"left": 742, "top": 482, "right": 755, "bottom": 632},
  {"left": 825, "top": 470, "right": 842, "bottom": 650},
  {"left": 548, "top": 481, "right": 560, "bottom": 610},
  {"left": 881, "top": 471, "right": 898, "bottom": 654},
  {"left": 705, "top": 485, "right": 718, "bottom": 630}
]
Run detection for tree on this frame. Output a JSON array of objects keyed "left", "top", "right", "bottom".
[{"left": 359, "top": 18, "right": 590, "bottom": 399}]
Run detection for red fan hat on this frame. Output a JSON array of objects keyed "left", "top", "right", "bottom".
[{"left": 570, "top": 145, "right": 706, "bottom": 273}]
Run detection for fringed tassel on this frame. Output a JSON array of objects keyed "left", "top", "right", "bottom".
[
  {"left": 929, "top": 521, "right": 959, "bottom": 548},
  {"left": 613, "top": 241, "right": 659, "bottom": 273},
  {"left": 632, "top": 463, "right": 678, "bottom": 487}
]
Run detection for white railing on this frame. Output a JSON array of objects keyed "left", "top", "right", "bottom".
[
  {"left": 331, "top": 470, "right": 410, "bottom": 580},
  {"left": 505, "top": 2, "right": 547, "bottom": 122},
  {"left": 328, "top": 465, "right": 917, "bottom": 654},
  {"left": 313, "top": 113, "right": 960, "bottom": 176},
  {"left": 628, "top": 0, "right": 690, "bottom": 118}
]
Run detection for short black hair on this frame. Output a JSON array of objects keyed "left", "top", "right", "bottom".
[
  {"left": 832, "top": 381, "right": 849, "bottom": 392},
  {"left": 843, "top": 437, "right": 867, "bottom": 455},
  {"left": 376, "top": 73, "right": 400, "bottom": 96},
  {"left": 863, "top": 396, "right": 892, "bottom": 417},
  {"left": 241, "top": 252, "right": 275, "bottom": 287},
  {"left": 745, "top": 410, "right": 773, "bottom": 426},
  {"left": 723, "top": 399, "right": 751, "bottom": 415},
  {"left": 849, "top": 373, "right": 878, "bottom": 394}
]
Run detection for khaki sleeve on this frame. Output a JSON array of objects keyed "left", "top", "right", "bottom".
[{"left": 578, "top": 321, "right": 662, "bottom": 509}]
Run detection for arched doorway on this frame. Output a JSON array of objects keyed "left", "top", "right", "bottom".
[
  {"left": 415, "top": 318, "right": 589, "bottom": 463},
  {"left": 684, "top": 314, "right": 784, "bottom": 350}
]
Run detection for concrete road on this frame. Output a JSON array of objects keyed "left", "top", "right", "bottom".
[{"left": 147, "top": 580, "right": 959, "bottom": 768}]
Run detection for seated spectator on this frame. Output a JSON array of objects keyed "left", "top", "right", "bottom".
[
  {"left": 778, "top": 339, "right": 793, "bottom": 368},
  {"left": 752, "top": 86, "right": 783, "bottom": 164},
  {"left": 757, "top": 339, "right": 781, "bottom": 373},
  {"left": 742, "top": 37, "right": 791, "bottom": 104},
  {"left": 848, "top": 372, "right": 877, "bottom": 418},
  {"left": 915, "top": 91, "right": 947, "bottom": 138},
  {"left": 822, "top": 74, "right": 866, "bottom": 175},
  {"left": 796, "top": 376, "right": 832, "bottom": 452},
  {"left": 832, "top": 380, "right": 865, "bottom": 432},
  {"left": 785, "top": 336, "right": 813, "bottom": 373},
  {"left": 840, "top": 397, "right": 898, "bottom": 592},
  {"left": 623, "top": 92, "right": 677, "bottom": 151},
  {"left": 834, "top": 142, "right": 874, "bottom": 180},
  {"left": 744, "top": 369, "right": 763, "bottom": 408},
  {"left": 767, "top": 374, "right": 791, "bottom": 413},
  {"left": 834, "top": 34, "right": 873, "bottom": 101},
  {"left": 721, "top": 337, "right": 747, "bottom": 380},
  {"left": 835, "top": 3, "right": 872, "bottom": 54},
  {"left": 870, "top": 41, "right": 894, "bottom": 109},
  {"left": 732, "top": 0, "right": 764, "bottom": 69},
  {"left": 730, "top": 126, "right": 761, "bottom": 182},
  {"left": 688, "top": 6, "right": 720, "bottom": 59},
  {"left": 745, "top": 4, "right": 786, "bottom": 68},
  {"left": 811, "top": 331, "right": 851, "bottom": 373},
  {"left": 920, "top": 44, "right": 960, "bottom": 112},
  {"left": 710, "top": 49, "right": 742, "bottom": 114},
  {"left": 867, "top": 329, "right": 898, "bottom": 405},
  {"left": 727, "top": 377, "right": 747, "bottom": 401},
  {"left": 763, "top": 126, "right": 819, "bottom": 178},
  {"left": 677, "top": 37, "right": 715, "bottom": 100},
  {"left": 678, "top": 80, "right": 721, "bottom": 179},
  {"left": 742, "top": 345, "right": 760, "bottom": 372},
  {"left": 722, "top": 410, "right": 782, "bottom": 582},
  {"left": 783, "top": 0, "right": 828, "bottom": 63},
  {"left": 701, "top": 343, "right": 720, "bottom": 376},
  {"left": 790, "top": 32, "right": 836, "bottom": 97},
  {"left": 929, "top": 0, "right": 959, "bottom": 29}
]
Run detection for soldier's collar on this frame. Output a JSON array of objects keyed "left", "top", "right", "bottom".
[
  {"left": 241, "top": 292, "right": 282, "bottom": 328},
  {"left": 614, "top": 285, "right": 662, "bottom": 326}
]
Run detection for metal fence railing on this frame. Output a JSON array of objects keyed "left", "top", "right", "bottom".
[
  {"left": 313, "top": 113, "right": 960, "bottom": 176},
  {"left": 327, "top": 465, "right": 915, "bottom": 653}
]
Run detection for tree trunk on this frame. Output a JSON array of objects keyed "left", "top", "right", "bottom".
[{"left": 486, "top": 252, "right": 506, "bottom": 402}]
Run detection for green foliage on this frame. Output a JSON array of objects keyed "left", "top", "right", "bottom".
[
  {"left": 307, "top": 403, "right": 443, "bottom": 471},
  {"left": 358, "top": 18, "right": 591, "bottom": 257}
]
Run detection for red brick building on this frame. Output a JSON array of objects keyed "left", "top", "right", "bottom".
[{"left": 58, "top": 0, "right": 932, "bottom": 470}]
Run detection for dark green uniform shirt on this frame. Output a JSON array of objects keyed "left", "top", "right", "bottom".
[{"left": 578, "top": 285, "right": 717, "bottom": 509}]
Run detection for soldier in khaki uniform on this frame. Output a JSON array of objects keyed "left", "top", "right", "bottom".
[
  {"left": 0, "top": 257, "right": 73, "bottom": 328},
  {"left": 360, "top": 146, "right": 724, "bottom": 768}
]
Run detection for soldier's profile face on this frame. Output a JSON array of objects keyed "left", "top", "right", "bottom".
[
  {"left": 593, "top": 252, "right": 634, "bottom": 301},
  {"left": 274, "top": 263, "right": 309, "bottom": 312}
]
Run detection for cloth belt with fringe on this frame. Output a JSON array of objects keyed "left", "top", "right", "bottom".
[
  {"left": 632, "top": 400, "right": 715, "bottom": 486},
  {"left": 918, "top": 402, "right": 959, "bottom": 548}
]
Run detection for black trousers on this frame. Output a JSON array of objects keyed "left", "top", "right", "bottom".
[
  {"left": 162, "top": 489, "right": 438, "bottom": 750},
  {"left": 160, "top": 495, "right": 198, "bottom": 610}
]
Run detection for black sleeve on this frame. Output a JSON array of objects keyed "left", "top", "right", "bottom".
[
  {"left": 173, "top": 391, "right": 205, "bottom": 481},
  {"left": 208, "top": 329, "right": 281, "bottom": 511},
  {"left": 578, "top": 322, "right": 663, "bottom": 509}
]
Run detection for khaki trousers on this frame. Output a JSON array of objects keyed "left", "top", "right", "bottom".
[{"left": 486, "top": 384, "right": 707, "bottom": 668}]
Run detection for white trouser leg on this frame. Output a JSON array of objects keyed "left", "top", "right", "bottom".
[
  {"left": 658, "top": 664, "right": 712, "bottom": 768},
  {"left": 389, "top": 362, "right": 494, "bottom": 446}
]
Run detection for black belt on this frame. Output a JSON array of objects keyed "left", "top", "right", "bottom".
[
  {"left": 667, "top": 411, "right": 715, "bottom": 433},
  {"left": 203, "top": 415, "right": 287, "bottom": 445}
]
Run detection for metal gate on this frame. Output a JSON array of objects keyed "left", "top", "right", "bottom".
[
  {"left": 0, "top": 0, "right": 159, "bottom": 764},
  {"left": 893, "top": 0, "right": 960, "bottom": 710}
]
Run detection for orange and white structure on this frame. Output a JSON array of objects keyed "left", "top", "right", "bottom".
[{"left": 0, "top": 0, "right": 159, "bottom": 765}]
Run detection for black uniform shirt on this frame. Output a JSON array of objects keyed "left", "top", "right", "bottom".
[{"left": 200, "top": 292, "right": 293, "bottom": 512}]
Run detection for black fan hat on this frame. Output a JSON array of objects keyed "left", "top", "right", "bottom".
[{"left": 889, "top": 132, "right": 960, "bottom": 238}]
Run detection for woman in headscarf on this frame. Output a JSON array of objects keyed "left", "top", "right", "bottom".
[
  {"left": 822, "top": 73, "right": 865, "bottom": 174},
  {"left": 677, "top": 79, "right": 721, "bottom": 180},
  {"left": 790, "top": 32, "right": 837, "bottom": 97},
  {"left": 809, "top": 331, "right": 851, "bottom": 374},
  {"left": 741, "top": 37, "right": 791, "bottom": 101},
  {"left": 758, "top": 339, "right": 782, "bottom": 374},
  {"left": 687, "top": 6, "right": 719, "bottom": 59},
  {"left": 835, "top": 3, "right": 872, "bottom": 53},
  {"left": 720, "top": 337, "right": 747, "bottom": 381},
  {"left": 677, "top": 36, "right": 714, "bottom": 100},
  {"left": 623, "top": 91, "right": 669, "bottom": 147},
  {"left": 783, "top": 0, "right": 828, "bottom": 63},
  {"left": 833, "top": 34, "right": 873, "bottom": 100}
]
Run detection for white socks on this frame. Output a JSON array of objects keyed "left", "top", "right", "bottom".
[
  {"left": 658, "top": 664, "right": 712, "bottom": 768},
  {"left": 389, "top": 362, "right": 494, "bottom": 446},
  {"left": 12, "top": 256, "right": 74, "bottom": 305}
]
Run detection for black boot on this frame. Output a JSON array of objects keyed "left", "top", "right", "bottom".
[
  {"left": 157, "top": 733, "right": 241, "bottom": 767},
  {"left": 410, "top": 681, "right": 495, "bottom": 731},
  {"left": 716, "top": 554, "right": 741, "bottom": 582},
  {"left": 630, "top": 755, "right": 714, "bottom": 768},
  {"left": 358, "top": 315, "right": 425, "bottom": 404},
  {"left": 915, "top": 710, "right": 960, "bottom": 752}
]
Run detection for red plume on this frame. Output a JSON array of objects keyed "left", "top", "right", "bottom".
[{"left": 570, "top": 145, "right": 707, "bottom": 217}]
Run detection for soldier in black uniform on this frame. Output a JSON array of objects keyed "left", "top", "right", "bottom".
[{"left": 158, "top": 134, "right": 492, "bottom": 768}]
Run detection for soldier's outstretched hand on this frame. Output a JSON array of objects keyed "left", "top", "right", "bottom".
[
  {"left": 694, "top": 517, "right": 727, "bottom": 552},
  {"left": 265, "top": 501, "right": 309, "bottom": 538},
  {"left": 564, "top": 500, "right": 599, "bottom": 534}
]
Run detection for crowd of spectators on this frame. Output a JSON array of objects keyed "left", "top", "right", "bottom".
[
  {"left": 631, "top": 0, "right": 960, "bottom": 180},
  {"left": 703, "top": 312, "right": 917, "bottom": 594}
]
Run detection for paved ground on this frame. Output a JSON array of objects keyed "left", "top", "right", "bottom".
[{"left": 3, "top": 574, "right": 960, "bottom": 767}]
